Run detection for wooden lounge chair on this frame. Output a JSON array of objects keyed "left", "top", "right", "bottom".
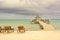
[
  {"left": 4, "top": 26, "right": 10, "bottom": 32},
  {"left": 0, "top": 26, "right": 4, "bottom": 33},
  {"left": 17, "top": 26, "right": 25, "bottom": 33},
  {"left": 0, "top": 26, "right": 1, "bottom": 32},
  {"left": 4, "top": 26, "right": 14, "bottom": 32},
  {"left": 9, "top": 26, "right": 14, "bottom": 32}
]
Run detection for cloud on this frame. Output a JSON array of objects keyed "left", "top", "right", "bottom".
[
  {"left": 46, "top": 0, "right": 60, "bottom": 14},
  {"left": 0, "top": 0, "right": 57, "bottom": 12},
  {"left": 0, "top": 0, "right": 60, "bottom": 19},
  {"left": 0, "top": 8, "right": 39, "bottom": 15}
]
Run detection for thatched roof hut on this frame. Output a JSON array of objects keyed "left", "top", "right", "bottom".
[{"left": 34, "top": 16, "right": 41, "bottom": 20}]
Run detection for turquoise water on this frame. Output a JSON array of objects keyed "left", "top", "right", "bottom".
[
  {"left": 50, "top": 19, "right": 60, "bottom": 29},
  {"left": 0, "top": 19, "right": 41, "bottom": 31},
  {"left": 0, "top": 19, "right": 60, "bottom": 30}
]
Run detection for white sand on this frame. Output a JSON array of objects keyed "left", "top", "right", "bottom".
[
  {"left": 39, "top": 21, "right": 55, "bottom": 30},
  {"left": 0, "top": 31, "right": 60, "bottom": 40}
]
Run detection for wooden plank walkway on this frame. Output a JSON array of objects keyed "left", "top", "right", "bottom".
[{"left": 39, "top": 21, "right": 55, "bottom": 30}]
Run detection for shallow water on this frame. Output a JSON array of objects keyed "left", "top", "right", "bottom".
[
  {"left": 50, "top": 19, "right": 60, "bottom": 29},
  {"left": 0, "top": 19, "right": 60, "bottom": 30},
  {"left": 0, "top": 19, "right": 41, "bottom": 31}
]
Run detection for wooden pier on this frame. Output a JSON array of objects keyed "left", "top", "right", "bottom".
[{"left": 39, "top": 21, "right": 55, "bottom": 30}]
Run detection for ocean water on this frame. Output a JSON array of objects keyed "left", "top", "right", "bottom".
[
  {"left": 0, "top": 19, "right": 41, "bottom": 31},
  {"left": 50, "top": 19, "right": 60, "bottom": 30},
  {"left": 0, "top": 19, "right": 60, "bottom": 30}
]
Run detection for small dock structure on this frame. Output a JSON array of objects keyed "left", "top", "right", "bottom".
[{"left": 38, "top": 21, "right": 55, "bottom": 30}]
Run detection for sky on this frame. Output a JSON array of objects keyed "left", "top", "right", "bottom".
[{"left": 0, "top": 0, "right": 60, "bottom": 19}]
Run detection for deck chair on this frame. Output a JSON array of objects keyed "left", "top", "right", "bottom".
[
  {"left": 0, "top": 26, "right": 1, "bottom": 32},
  {"left": 18, "top": 26, "right": 25, "bottom": 33},
  {"left": 0, "top": 26, "right": 4, "bottom": 33},
  {"left": 4, "top": 26, "right": 10, "bottom": 32},
  {"left": 4, "top": 26, "right": 14, "bottom": 32},
  {"left": 9, "top": 26, "right": 14, "bottom": 32}
]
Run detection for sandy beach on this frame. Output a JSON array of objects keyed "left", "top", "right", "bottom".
[{"left": 0, "top": 30, "right": 60, "bottom": 40}]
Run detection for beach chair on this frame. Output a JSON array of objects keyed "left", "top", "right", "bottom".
[
  {"left": 4, "top": 26, "right": 14, "bottom": 32},
  {"left": 0, "top": 26, "right": 4, "bottom": 33},
  {"left": 0, "top": 26, "right": 1, "bottom": 32},
  {"left": 4, "top": 26, "right": 10, "bottom": 32},
  {"left": 9, "top": 26, "right": 14, "bottom": 32},
  {"left": 17, "top": 26, "right": 25, "bottom": 33}
]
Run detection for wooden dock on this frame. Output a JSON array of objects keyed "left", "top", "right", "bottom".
[{"left": 39, "top": 21, "right": 55, "bottom": 30}]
